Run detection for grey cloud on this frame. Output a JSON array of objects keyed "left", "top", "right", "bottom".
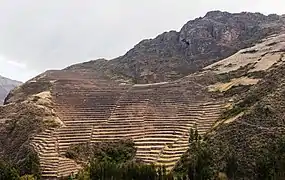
[{"left": 0, "top": 0, "right": 284, "bottom": 80}]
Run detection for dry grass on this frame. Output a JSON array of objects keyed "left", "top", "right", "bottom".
[
  {"left": 208, "top": 77, "right": 260, "bottom": 92},
  {"left": 204, "top": 33, "right": 285, "bottom": 74},
  {"left": 223, "top": 112, "right": 244, "bottom": 124},
  {"left": 249, "top": 53, "right": 282, "bottom": 72}
]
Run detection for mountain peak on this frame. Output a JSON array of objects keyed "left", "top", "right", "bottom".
[
  {"left": 65, "top": 11, "right": 284, "bottom": 84},
  {"left": 204, "top": 10, "right": 231, "bottom": 18}
]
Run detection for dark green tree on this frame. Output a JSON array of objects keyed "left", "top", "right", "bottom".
[
  {"left": 224, "top": 151, "right": 238, "bottom": 180},
  {"left": 254, "top": 135, "right": 285, "bottom": 180},
  {"left": 187, "top": 127, "right": 215, "bottom": 180},
  {"left": 0, "top": 161, "right": 20, "bottom": 180}
]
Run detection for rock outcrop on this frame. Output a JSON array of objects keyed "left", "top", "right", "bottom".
[
  {"left": 67, "top": 11, "right": 285, "bottom": 83},
  {"left": 0, "top": 75, "right": 21, "bottom": 104}
]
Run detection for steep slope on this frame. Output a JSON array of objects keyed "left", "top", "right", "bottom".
[
  {"left": 171, "top": 32, "right": 285, "bottom": 179},
  {"left": 67, "top": 11, "right": 285, "bottom": 83},
  {"left": 1, "top": 69, "right": 226, "bottom": 178},
  {"left": 202, "top": 33, "right": 285, "bottom": 178},
  {"left": 1, "top": 32, "right": 284, "bottom": 178},
  {"left": 0, "top": 75, "right": 21, "bottom": 104},
  {"left": 0, "top": 11, "right": 284, "bottom": 179}
]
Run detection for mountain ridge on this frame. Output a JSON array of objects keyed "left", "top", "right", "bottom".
[{"left": 66, "top": 11, "right": 285, "bottom": 83}]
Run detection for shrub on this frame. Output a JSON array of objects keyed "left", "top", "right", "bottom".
[{"left": 0, "top": 160, "right": 20, "bottom": 180}]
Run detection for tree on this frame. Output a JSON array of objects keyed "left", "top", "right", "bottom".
[
  {"left": 20, "top": 150, "right": 41, "bottom": 179},
  {"left": 0, "top": 161, "right": 20, "bottom": 180},
  {"left": 187, "top": 127, "right": 215, "bottom": 180},
  {"left": 255, "top": 153, "right": 275, "bottom": 180},
  {"left": 224, "top": 151, "right": 238, "bottom": 180},
  {"left": 78, "top": 139, "right": 176, "bottom": 179},
  {"left": 254, "top": 135, "right": 285, "bottom": 180}
]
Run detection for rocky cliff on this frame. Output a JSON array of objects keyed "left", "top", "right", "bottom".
[
  {"left": 67, "top": 11, "right": 285, "bottom": 83},
  {"left": 0, "top": 75, "right": 21, "bottom": 104}
]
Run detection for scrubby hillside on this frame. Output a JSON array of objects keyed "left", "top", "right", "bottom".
[
  {"left": 170, "top": 32, "right": 285, "bottom": 179},
  {"left": 0, "top": 79, "right": 63, "bottom": 176},
  {"left": 207, "top": 47, "right": 285, "bottom": 178},
  {"left": 67, "top": 11, "right": 285, "bottom": 83}
]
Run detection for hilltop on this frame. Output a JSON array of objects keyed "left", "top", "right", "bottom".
[{"left": 0, "top": 11, "right": 285, "bottom": 179}]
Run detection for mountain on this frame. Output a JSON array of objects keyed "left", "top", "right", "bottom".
[
  {"left": 67, "top": 11, "right": 285, "bottom": 83},
  {"left": 202, "top": 32, "right": 285, "bottom": 178},
  {"left": 0, "top": 75, "right": 21, "bottom": 104},
  {"left": 0, "top": 11, "right": 285, "bottom": 179}
]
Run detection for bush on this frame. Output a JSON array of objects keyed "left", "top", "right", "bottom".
[
  {"left": 174, "top": 127, "right": 215, "bottom": 179},
  {"left": 18, "top": 148, "right": 41, "bottom": 179},
  {"left": 254, "top": 135, "right": 285, "bottom": 180},
  {"left": 65, "top": 139, "right": 136, "bottom": 164},
  {"left": 0, "top": 161, "right": 20, "bottom": 180},
  {"left": 75, "top": 139, "right": 173, "bottom": 180},
  {"left": 19, "top": 175, "right": 35, "bottom": 180}
]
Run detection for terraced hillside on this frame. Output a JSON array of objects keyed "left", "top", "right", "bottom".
[
  {"left": 0, "top": 12, "right": 284, "bottom": 179},
  {"left": 1, "top": 31, "right": 284, "bottom": 179},
  {"left": 17, "top": 69, "right": 223, "bottom": 178}
]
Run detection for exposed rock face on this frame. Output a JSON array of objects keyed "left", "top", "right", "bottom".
[
  {"left": 0, "top": 11, "right": 285, "bottom": 179},
  {"left": 67, "top": 11, "right": 285, "bottom": 83},
  {"left": 0, "top": 75, "right": 22, "bottom": 104}
]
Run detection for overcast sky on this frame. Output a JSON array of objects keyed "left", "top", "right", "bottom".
[{"left": 0, "top": 0, "right": 284, "bottom": 82}]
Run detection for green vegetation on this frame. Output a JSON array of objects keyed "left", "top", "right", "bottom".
[
  {"left": 87, "top": 161, "right": 169, "bottom": 180},
  {"left": 0, "top": 147, "right": 40, "bottom": 180},
  {"left": 65, "top": 139, "right": 136, "bottom": 163},
  {"left": 19, "top": 175, "right": 36, "bottom": 180},
  {"left": 0, "top": 161, "right": 20, "bottom": 180},
  {"left": 18, "top": 148, "right": 41, "bottom": 179},
  {"left": 221, "top": 71, "right": 275, "bottom": 120},
  {"left": 254, "top": 135, "right": 285, "bottom": 180},
  {"left": 247, "top": 71, "right": 266, "bottom": 79},
  {"left": 220, "top": 58, "right": 284, "bottom": 121},
  {"left": 68, "top": 139, "right": 172, "bottom": 180},
  {"left": 174, "top": 127, "right": 285, "bottom": 180},
  {"left": 0, "top": 159, "right": 39, "bottom": 180},
  {"left": 1, "top": 122, "right": 284, "bottom": 180},
  {"left": 173, "top": 127, "right": 215, "bottom": 179},
  {"left": 222, "top": 85, "right": 251, "bottom": 98},
  {"left": 1, "top": 109, "right": 43, "bottom": 177}
]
